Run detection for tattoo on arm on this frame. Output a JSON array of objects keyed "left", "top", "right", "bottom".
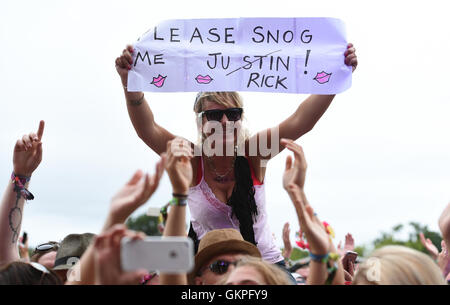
[
  {"left": 128, "top": 93, "right": 145, "bottom": 106},
  {"left": 8, "top": 193, "right": 22, "bottom": 244}
]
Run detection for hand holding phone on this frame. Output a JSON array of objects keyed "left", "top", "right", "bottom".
[
  {"left": 342, "top": 251, "right": 358, "bottom": 273},
  {"left": 121, "top": 236, "right": 194, "bottom": 273}
]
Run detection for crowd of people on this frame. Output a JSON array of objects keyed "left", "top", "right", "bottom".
[{"left": 1, "top": 42, "right": 449, "bottom": 286}]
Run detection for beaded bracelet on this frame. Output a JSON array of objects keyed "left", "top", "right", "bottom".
[{"left": 11, "top": 172, "right": 34, "bottom": 200}]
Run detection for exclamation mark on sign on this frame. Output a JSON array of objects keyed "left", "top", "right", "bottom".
[{"left": 304, "top": 50, "right": 311, "bottom": 74}]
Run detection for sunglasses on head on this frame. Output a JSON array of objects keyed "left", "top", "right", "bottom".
[
  {"left": 206, "top": 259, "right": 240, "bottom": 275},
  {"left": 33, "top": 242, "right": 59, "bottom": 255},
  {"left": 200, "top": 108, "right": 243, "bottom": 122}
]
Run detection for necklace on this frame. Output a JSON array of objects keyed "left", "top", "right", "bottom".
[{"left": 205, "top": 155, "right": 236, "bottom": 183}]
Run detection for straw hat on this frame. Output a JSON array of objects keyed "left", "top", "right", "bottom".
[
  {"left": 53, "top": 233, "right": 95, "bottom": 270},
  {"left": 188, "top": 228, "right": 261, "bottom": 284}
]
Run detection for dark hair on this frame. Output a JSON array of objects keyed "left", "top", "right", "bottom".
[
  {"left": 227, "top": 156, "right": 258, "bottom": 245},
  {"left": 0, "top": 261, "right": 62, "bottom": 285}
]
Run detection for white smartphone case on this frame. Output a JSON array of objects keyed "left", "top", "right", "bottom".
[{"left": 121, "top": 236, "right": 194, "bottom": 273}]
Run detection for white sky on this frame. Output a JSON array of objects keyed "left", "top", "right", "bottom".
[{"left": 0, "top": 0, "right": 449, "bottom": 252}]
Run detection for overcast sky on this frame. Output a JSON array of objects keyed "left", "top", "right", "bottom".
[{"left": 1, "top": 0, "right": 449, "bottom": 253}]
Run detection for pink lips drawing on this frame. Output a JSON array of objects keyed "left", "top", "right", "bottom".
[
  {"left": 151, "top": 74, "right": 167, "bottom": 87},
  {"left": 313, "top": 71, "right": 332, "bottom": 84},
  {"left": 195, "top": 75, "right": 213, "bottom": 84}
]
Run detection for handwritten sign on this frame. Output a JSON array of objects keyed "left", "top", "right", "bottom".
[{"left": 127, "top": 18, "right": 351, "bottom": 94}]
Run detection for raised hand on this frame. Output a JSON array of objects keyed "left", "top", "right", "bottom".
[
  {"left": 419, "top": 232, "right": 439, "bottom": 260},
  {"left": 94, "top": 224, "right": 147, "bottom": 285},
  {"left": 344, "top": 233, "right": 355, "bottom": 252},
  {"left": 115, "top": 45, "right": 134, "bottom": 87},
  {"left": 282, "top": 140, "right": 329, "bottom": 256},
  {"left": 13, "top": 120, "right": 45, "bottom": 177},
  {"left": 344, "top": 43, "right": 358, "bottom": 73},
  {"left": 343, "top": 266, "right": 354, "bottom": 282},
  {"left": 338, "top": 233, "right": 355, "bottom": 257},
  {"left": 281, "top": 138, "right": 306, "bottom": 194},
  {"left": 109, "top": 157, "right": 165, "bottom": 224},
  {"left": 165, "top": 138, "right": 193, "bottom": 195}
]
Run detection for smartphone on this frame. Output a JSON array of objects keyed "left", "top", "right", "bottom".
[
  {"left": 342, "top": 251, "right": 358, "bottom": 271},
  {"left": 121, "top": 236, "right": 194, "bottom": 273},
  {"left": 345, "top": 251, "right": 358, "bottom": 260},
  {"left": 22, "top": 232, "right": 28, "bottom": 244}
]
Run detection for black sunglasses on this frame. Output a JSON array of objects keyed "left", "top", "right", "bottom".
[
  {"left": 206, "top": 259, "right": 240, "bottom": 275},
  {"left": 200, "top": 108, "right": 243, "bottom": 122}
]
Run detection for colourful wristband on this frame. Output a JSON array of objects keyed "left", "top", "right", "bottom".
[
  {"left": 169, "top": 197, "right": 187, "bottom": 206},
  {"left": 11, "top": 172, "right": 34, "bottom": 200},
  {"left": 309, "top": 252, "right": 329, "bottom": 263}
]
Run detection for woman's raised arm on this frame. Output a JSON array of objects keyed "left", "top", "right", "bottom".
[
  {"left": 248, "top": 43, "right": 358, "bottom": 166},
  {"left": 116, "top": 45, "right": 177, "bottom": 155}
]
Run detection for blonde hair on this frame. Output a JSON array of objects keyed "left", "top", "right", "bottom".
[
  {"left": 194, "top": 92, "right": 244, "bottom": 113},
  {"left": 193, "top": 92, "right": 249, "bottom": 150},
  {"left": 222, "top": 255, "right": 293, "bottom": 285},
  {"left": 353, "top": 245, "right": 446, "bottom": 285}
]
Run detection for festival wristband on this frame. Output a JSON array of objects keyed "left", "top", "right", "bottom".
[
  {"left": 169, "top": 197, "right": 187, "bottom": 206},
  {"left": 309, "top": 252, "right": 329, "bottom": 263},
  {"left": 309, "top": 252, "right": 340, "bottom": 284},
  {"left": 11, "top": 172, "right": 34, "bottom": 200},
  {"left": 172, "top": 193, "right": 188, "bottom": 199}
]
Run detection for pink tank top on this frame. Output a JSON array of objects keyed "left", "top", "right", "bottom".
[{"left": 187, "top": 156, "right": 283, "bottom": 264}]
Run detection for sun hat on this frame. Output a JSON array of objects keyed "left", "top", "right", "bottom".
[
  {"left": 188, "top": 228, "right": 261, "bottom": 284},
  {"left": 53, "top": 233, "right": 95, "bottom": 270}
]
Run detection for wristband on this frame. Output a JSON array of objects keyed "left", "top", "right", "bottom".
[
  {"left": 309, "top": 252, "right": 340, "bottom": 285},
  {"left": 172, "top": 193, "right": 188, "bottom": 199},
  {"left": 309, "top": 252, "right": 329, "bottom": 263},
  {"left": 11, "top": 172, "right": 34, "bottom": 200},
  {"left": 169, "top": 197, "right": 187, "bottom": 206}
]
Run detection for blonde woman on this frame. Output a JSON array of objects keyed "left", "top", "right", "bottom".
[
  {"left": 223, "top": 255, "right": 292, "bottom": 285},
  {"left": 115, "top": 44, "right": 358, "bottom": 267},
  {"left": 353, "top": 245, "right": 447, "bottom": 285}
]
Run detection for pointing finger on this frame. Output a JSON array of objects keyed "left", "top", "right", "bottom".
[{"left": 37, "top": 120, "right": 45, "bottom": 140}]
